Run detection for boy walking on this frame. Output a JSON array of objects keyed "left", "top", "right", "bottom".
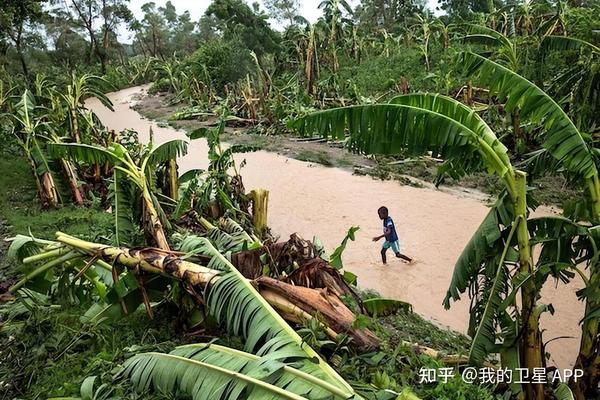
[{"left": 372, "top": 206, "right": 413, "bottom": 264}]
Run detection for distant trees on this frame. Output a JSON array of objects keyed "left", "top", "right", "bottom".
[
  {"left": 206, "top": 0, "right": 281, "bottom": 56},
  {"left": 67, "top": 0, "right": 132, "bottom": 73},
  {"left": 355, "top": 0, "right": 425, "bottom": 32},
  {"left": 264, "top": 0, "right": 300, "bottom": 27},
  {"left": 439, "top": 0, "right": 498, "bottom": 17},
  {"left": 0, "top": 0, "right": 47, "bottom": 78}
]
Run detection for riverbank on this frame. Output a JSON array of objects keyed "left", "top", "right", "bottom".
[
  {"left": 85, "top": 85, "right": 586, "bottom": 369},
  {"left": 0, "top": 150, "right": 480, "bottom": 399}
]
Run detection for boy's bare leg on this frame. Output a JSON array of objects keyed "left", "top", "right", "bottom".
[
  {"left": 395, "top": 252, "right": 412, "bottom": 263},
  {"left": 381, "top": 248, "right": 387, "bottom": 264}
]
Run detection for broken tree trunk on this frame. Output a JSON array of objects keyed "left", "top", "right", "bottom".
[
  {"left": 42, "top": 233, "right": 379, "bottom": 351},
  {"left": 249, "top": 189, "right": 269, "bottom": 236},
  {"left": 41, "top": 171, "right": 59, "bottom": 209},
  {"left": 166, "top": 159, "right": 178, "bottom": 201},
  {"left": 256, "top": 277, "right": 379, "bottom": 352},
  {"left": 231, "top": 235, "right": 364, "bottom": 311},
  {"left": 60, "top": 159, "right": 84, "bottom": 206},
  {"left": 282, "top": 258, "right": 365, "bottom": 313}
]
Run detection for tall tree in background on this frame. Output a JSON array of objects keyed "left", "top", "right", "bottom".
[
  {"left": 45, "top": 10, "right": 89, "bottom": 69},
  {"left": 68, "top": 0, "right": 132, "bottom": 73},
  {"left": 355, "top": 0, "right": 424, "bottom": 33},
  {"left": 439, "top": 0, "right": 497, "bottom": 17},
  {"left": 0, "top": 0, "right": 47, "bottom": 78},
  {"left": 138, "top": 2, "right": 167, "bottom": 59},
  {"left": 169, "top": 10, "right": 197, "bottom": 54},
  {"left": 264, "top": 0, "right": 300, "bottom": 27},
  {"left": 206, "top": 0, "right": 280, "bottom": 56},
  {"left": 131, "top": 1, "right": 197, "bottom": 58},
  {"left": 100, "top": 0, "right": 132, "bottom": 66}
]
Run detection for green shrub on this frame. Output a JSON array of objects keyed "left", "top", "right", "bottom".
[
  {"left": 187, "top": 38, "right": 252, "bottom": 94},
  {"left": 148, "top": 77, "right": 171, "bottom": 94}
]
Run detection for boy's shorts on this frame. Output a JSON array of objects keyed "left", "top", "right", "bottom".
[{"left": 382, "top": 240, "right": 400, "bottom": 253}]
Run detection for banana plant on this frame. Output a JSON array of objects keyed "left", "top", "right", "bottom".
[
  {"left": 317, "top": 0, "right": 352, "bottom": 72},
  {"left": 291, "top": 92, "right": 569, "bottom": 399},
  {"left": 535, "top": 0, "right": 569, "bottom": 37},
  {"left": 8, "top": 90, "right": 60, "bottom": 208},
  {"left": 460, "top": 50, "right": 600, "bottom": 400},
  {"left": 410, "top": 13, "right": 434, "bottom": 71},
  {"left": 540, "top": 35, "right": 600, "bottom": 131},
  {"left": 305, "top": 25, "right": 319, "bottom": 96},
  {"left": 61, "top": 73, "right": 114, "bottom": 143},
  {"left": 0, "top": 75, "right": 17, "bottom": 111},
  {"left": 175, "top": 115, "right": 257, "bottom": 227},
  {"left": 461, "top": 24, "right": 528, "bottom": 151},
  {"left": 47, "top": 139, "right": 188, "bottom": 250},
  {"left": 431, "top": 19, "right": 455, "bottom": 50},
  {"left": 8, "top": 76, "right": 88, "bottom": 207}
]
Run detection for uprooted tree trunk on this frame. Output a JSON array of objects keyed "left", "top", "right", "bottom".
[
  {"left": 230, "top": 233, "right": 366, "bottom": 314},
  {"left": 231, "top": 233, "right": 317, "bottom": 279},
  {"left": 256, "top": 277, "right": 378, "bottom": 351},
  {"left": 282, "top": 258, "right": 366, "bottom": 312},
  {"left": 231, "top": 234, "right": 364, "bottom": 309},
  {"left": 22, "top": 232, "right": 378, "bottom": 351}
]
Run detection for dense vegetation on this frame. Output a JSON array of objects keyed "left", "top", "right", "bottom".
[{"left": 1, "top": 0, "right": 600, "bottom": 399}]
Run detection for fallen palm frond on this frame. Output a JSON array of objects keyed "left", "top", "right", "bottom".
[
  {"left": 121, "top": 343, "right": 353, "bottom": 400},
  {"left": 6, "top": 231, "right": 382, "bottom": 399}
]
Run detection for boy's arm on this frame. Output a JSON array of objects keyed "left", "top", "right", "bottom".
[{"left": 372, "top": 227, "right": 391, "bottom": 241}]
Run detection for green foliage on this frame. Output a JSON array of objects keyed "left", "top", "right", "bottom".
[
  {"left": 0, "top": 153, "right": 112, "bottom": 250},
  {"left": 0, "top": 291, "right": 185, "bottom": 399},
  {"left": 206, "top": 0, "right": 281, "bottom": 56},
  {"left": 178, "top": 116, "right": 257, "bottom": 225},
  {"left": 188, "top": 39, "right": 253, "bottom": 94},
  {"left": 461, "top": 51, "right": 597, "bottom": 179},
  {"left": 363, "top": 298, "right": 413, "bottom": 316},
  {"left": 122, "top": 343, "right": 350, "bottom": 399},
  {"left": 293, "top": 94, "right": 512, "bottom": 183},
  {"left": 329, "top": 226, "right": 359, "bottom": 269}
]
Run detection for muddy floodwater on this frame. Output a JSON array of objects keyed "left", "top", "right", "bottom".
[{"left": 87, "top": 85, "right": 585, "bottom": 369}]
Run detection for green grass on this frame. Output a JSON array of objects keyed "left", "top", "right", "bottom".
[
  {"left": 377, "top": 310, "right": 470, "bottom": 355},
  {"left": 0, "top": 153, "right": 113, "bottom": 280},
  {"left": 0, "top": 154, "right": 113, "bottom": 241},
  {"left": 1, "top": 299, "right": 186, "bottom": 399}
]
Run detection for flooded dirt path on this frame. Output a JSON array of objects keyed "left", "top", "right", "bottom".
[{"left": 87, "top": 85, "right": 584, "bottom": 368}]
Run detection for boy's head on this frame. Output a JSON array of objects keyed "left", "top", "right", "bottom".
[{"left": 377, "top": 206, "right": 388, "bottom": 220}]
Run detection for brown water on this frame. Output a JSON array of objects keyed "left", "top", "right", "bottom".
[{"left": 86, "top": 85, "right": 585, "bottom": 369}]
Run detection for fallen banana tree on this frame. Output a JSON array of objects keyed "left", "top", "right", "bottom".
[
  {"left": 6, "top": 230, "right": 385, "bottom": 399},
  {"left": 230, "top": 233, "right": 365, "bottom": 310},
  {"left": 9, "top": 232, "right": 380, "bottom": 352}
]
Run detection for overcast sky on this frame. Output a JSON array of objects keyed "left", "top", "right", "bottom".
[
  {"left": 120, "top": 0, "right": 440, "bottom": 42},
  {"left": 126, "top": 0, "right": 349, "bottom": 25}
]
